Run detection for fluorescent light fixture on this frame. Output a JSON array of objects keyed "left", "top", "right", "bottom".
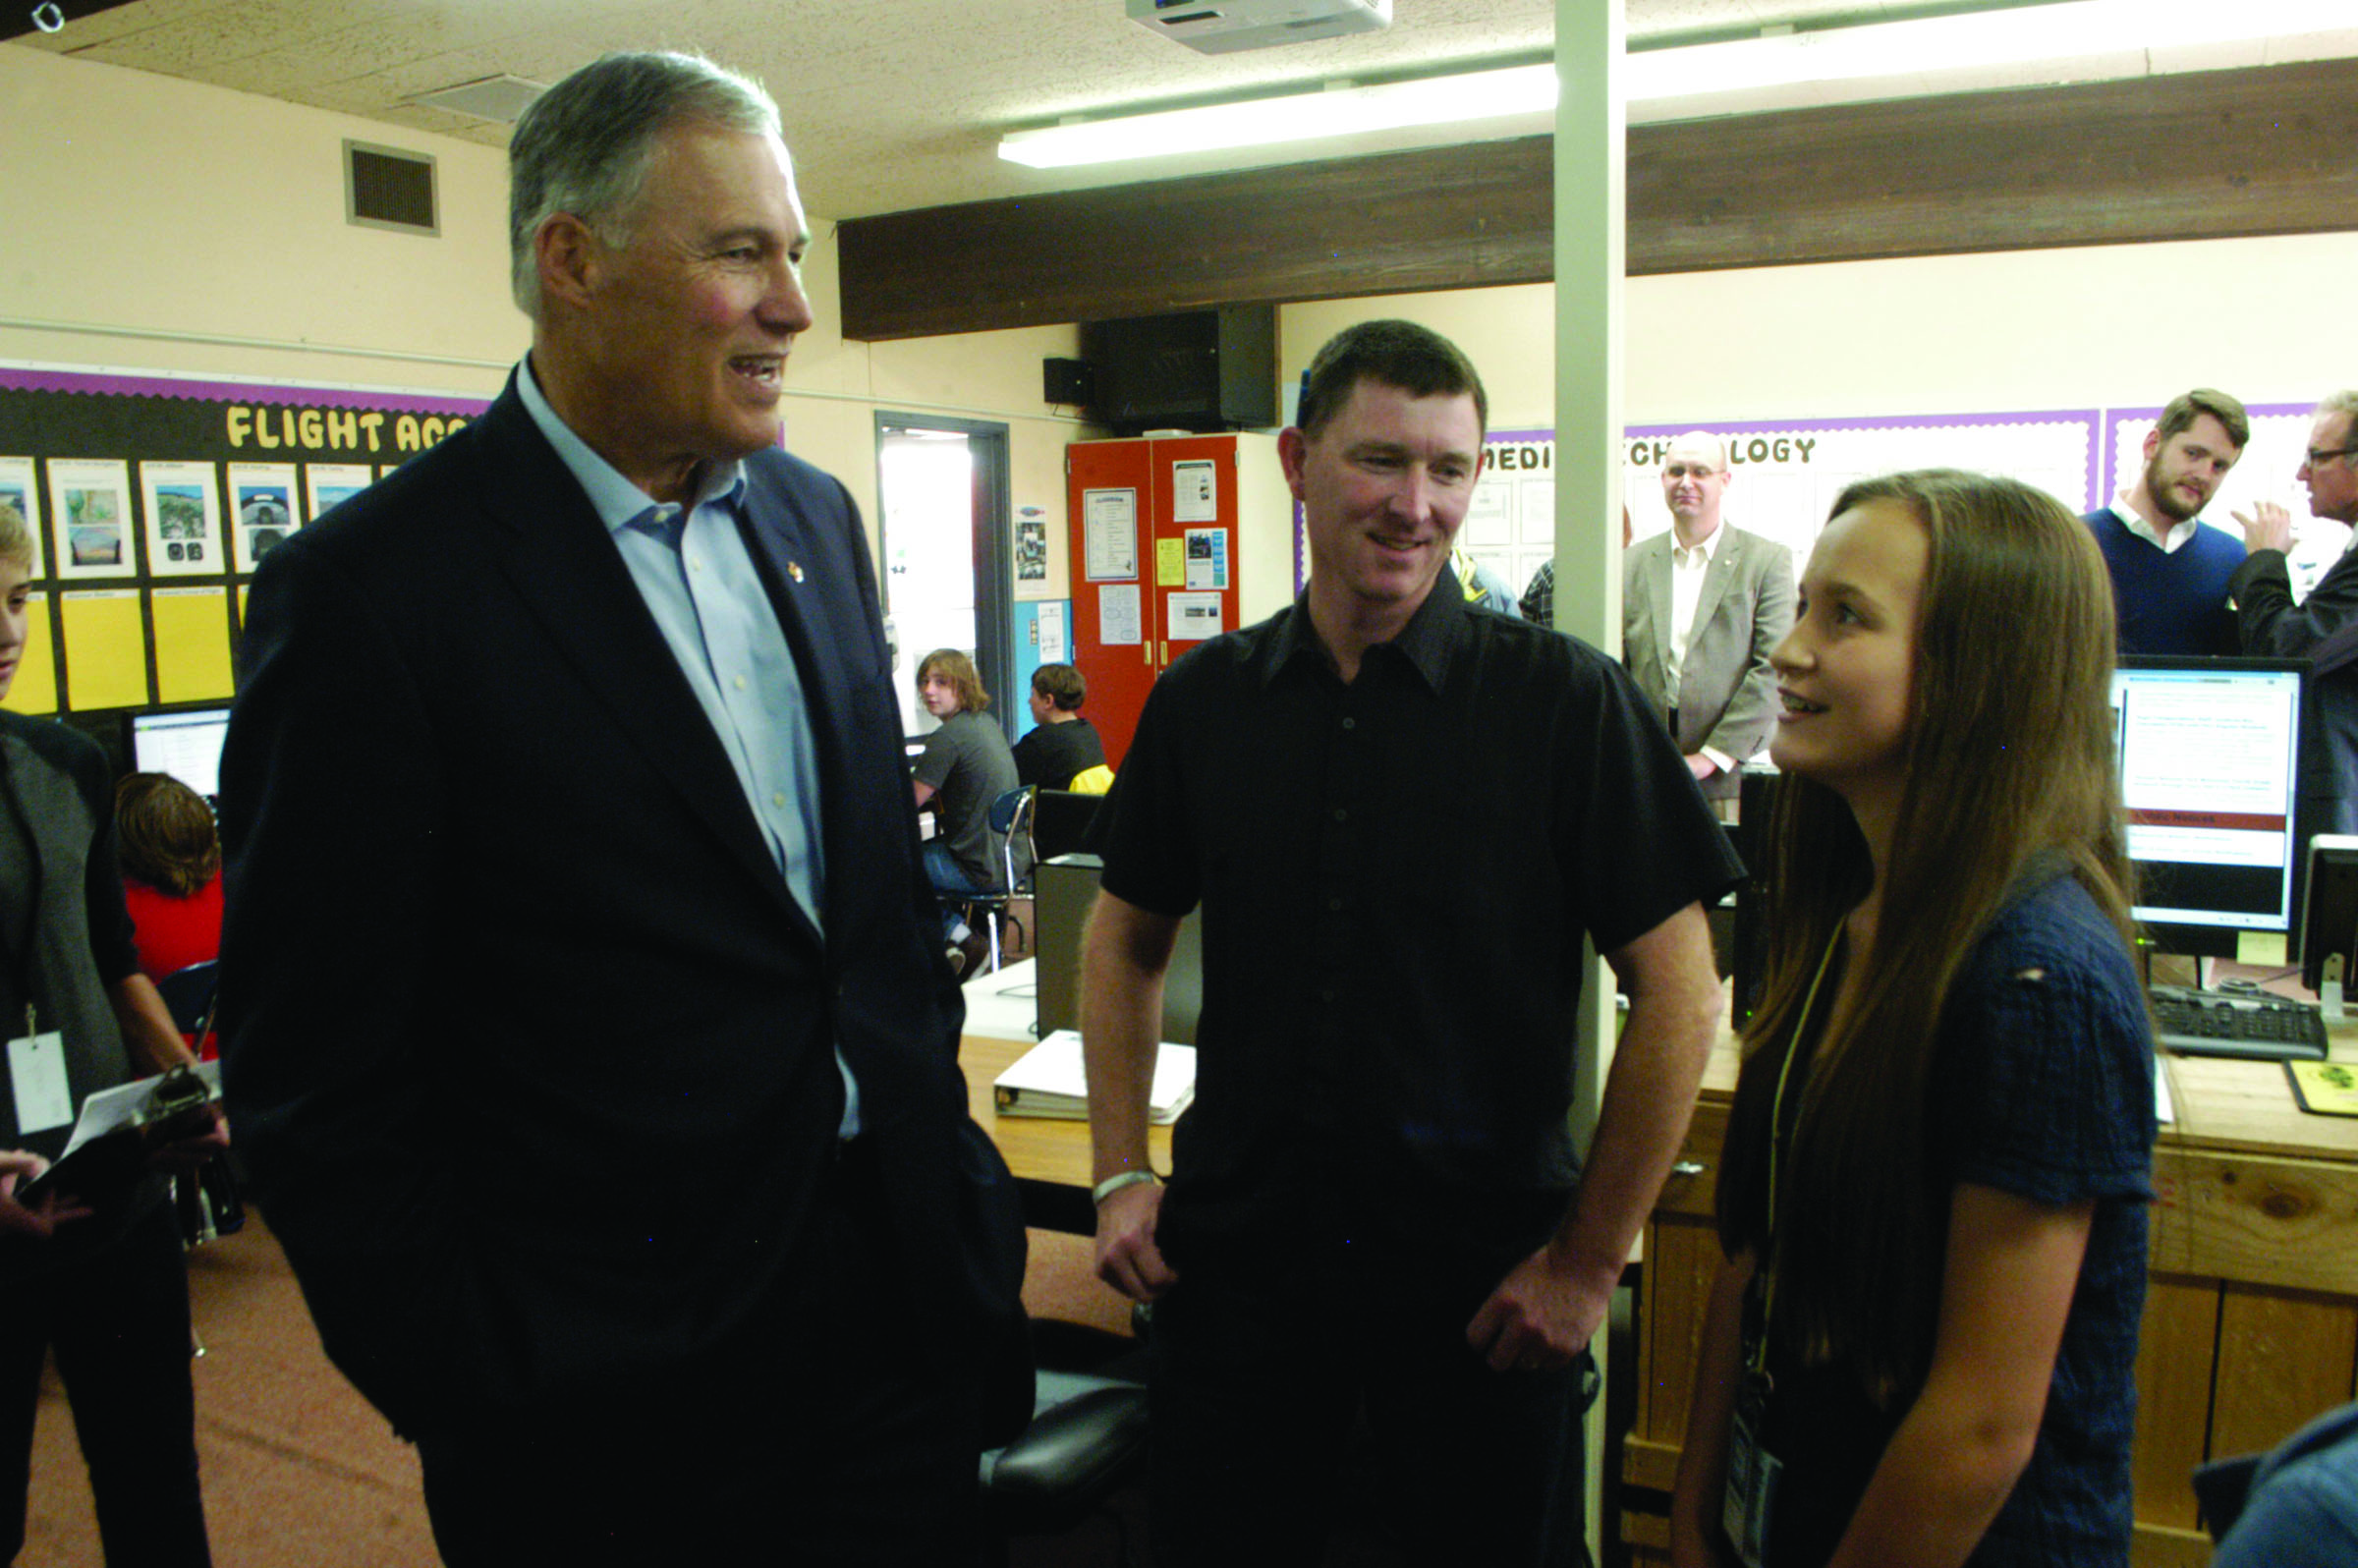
[
  {"left": 1624, "top": 0, "right": 2358, "bottom": 100},
  {"left": 1000, "top": 0, "right": 2357, "bottom": 170},
  {"left": 998, "top": 63, "right": 1553, "bottom": 169}
]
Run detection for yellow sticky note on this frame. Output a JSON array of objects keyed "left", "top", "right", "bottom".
[
  {"left": 0, "top": 596, "right": 56, "bottom": 714},
  {"left": 2237, "top": 930, "right": 2288, "bottom": 968},
  {"left": 59, "top": 589, "right": 150, "bottom": 710},
  {"left": 2287, "top": 1060, "right": 2358, "bottom": 1117},
  {"left": 1156, "top": 537, "right": 1185, "bottom": 588},
  {"left": 150, "top": 588, "right": 234, "bottom": 703}
]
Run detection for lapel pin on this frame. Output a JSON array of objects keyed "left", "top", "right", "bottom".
[{"left": 787, "top": 560, "right": 806, "bottom": 583}]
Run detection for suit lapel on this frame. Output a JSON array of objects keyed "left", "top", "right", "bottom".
[
  {"left": 1645, "top": 539, "right": 1674, "bottom": 682},
  {"left": 468, "top": 386, "right": 807, "bottom": 929}
]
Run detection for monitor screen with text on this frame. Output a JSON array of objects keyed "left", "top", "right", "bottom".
[
  {"left": 2112, "top": 658, "right": 2305, "bottom": 941},
  {"left": 129, "top": 706, "right": 232, "bottom": 801}
]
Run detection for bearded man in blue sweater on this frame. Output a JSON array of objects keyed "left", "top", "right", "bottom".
[{"left": 2083, "top": 387, "right": 2249, "bottom": 656}]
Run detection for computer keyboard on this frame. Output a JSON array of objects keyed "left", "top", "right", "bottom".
[{"left": 2148, "top": 984, "right": 2330, "bottom": 1061}]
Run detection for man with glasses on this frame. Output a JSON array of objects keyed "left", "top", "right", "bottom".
[{"left": 2232, "top": 391, "right": 2358, "bottom": 832}]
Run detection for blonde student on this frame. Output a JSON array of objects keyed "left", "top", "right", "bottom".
[{"left": 1670, "top": 471, "right": 2157, "bottom": 1568}]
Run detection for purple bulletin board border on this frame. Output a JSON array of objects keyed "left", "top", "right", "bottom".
[
  {"left": 2098, "top": 402, "right": 2316, "bottom": 504},
  {"left": 0, "top": 362, "right": 490, "bottom": 418}
]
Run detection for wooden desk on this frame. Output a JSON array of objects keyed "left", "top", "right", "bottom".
[
  {"left": 961, "top": 1033, "right": 1172, "bottom": 1235},
  {"left": 1623, "top": 1035, "right": 2358, "bottom": 1568}
]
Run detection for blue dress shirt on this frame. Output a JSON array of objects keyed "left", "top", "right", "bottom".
[{"left": 517, "top": 359, "right": 859, "bottom": 1136}]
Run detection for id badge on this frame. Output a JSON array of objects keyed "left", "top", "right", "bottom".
[
  {"left": 1721, "top": 1372, "right": 1781, "bottom": 1568},
  {"left": 7, "top": 1031, "right": 72, "bottom": 1135}
]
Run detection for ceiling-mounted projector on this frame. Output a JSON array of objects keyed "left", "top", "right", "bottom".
[{"left": 1125, "top": 0, "right": 1392, "bottom": 55}]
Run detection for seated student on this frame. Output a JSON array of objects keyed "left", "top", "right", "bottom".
[
  {"left": 115, "top": 772, "right": 224, "bottom": 985},
  {"left": 913, "top": 647, "right": 1020, "bottom": 975},
  {"left": 1670, "top": 471, "right": 2156, "bottom": 1568},
  {"left": 1010, "top": 662, "right": 1105, "bottom": 789}
]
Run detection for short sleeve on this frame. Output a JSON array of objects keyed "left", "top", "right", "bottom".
[
  {"left": 1943, "top": 934, "right": 2156, "bottom": 1207},
  {"left": 912, "top": 724, "right": 958, "bottom": 791},
  {"left": 1093, "top": 668, "right": 1201, "bottom": 920},
  {"left": 1559, "top": 654, "right": 1746, "bottom": 955}
]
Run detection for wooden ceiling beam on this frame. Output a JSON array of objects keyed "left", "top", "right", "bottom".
[{"left": 837, "top": 57, "right": 2358, "bottom": 343}]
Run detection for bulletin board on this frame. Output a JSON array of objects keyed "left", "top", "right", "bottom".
[
  {"left": 0, "top": 362, "right": 488, "bottom": 716},
  {"left": 1458, "top": 410, "right": 2107, "bottom": 604}
]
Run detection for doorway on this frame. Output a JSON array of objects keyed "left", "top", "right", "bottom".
[{"left": 875, "top": 414, "right": 1013, "bottom": 737}]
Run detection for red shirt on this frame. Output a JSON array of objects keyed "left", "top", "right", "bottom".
[{"left": 122, "top": 871, "right": 223, "bottom": 982}]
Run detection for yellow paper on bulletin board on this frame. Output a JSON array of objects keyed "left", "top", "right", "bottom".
[
  {"left": 60, "top": 590, "right": 150, "bottom": 710},
  {"left": 0, "top": 598, "right": 57, "bottom": 714},
  {"left": 150, "top": 588, "right": 234, "bottom": 703},
  {"left": 1156, "top": 537, "right": 1185, "bottom": 587}
]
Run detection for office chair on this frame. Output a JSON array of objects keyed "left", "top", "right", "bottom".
[
  {"left": 944, "top": 786, "right": 1037, "bottom": 975},
  {"left": 155, "top": 960, "right": 219, "bottom": 1057},
  {"left": 978, "top": 1317, "right": 1150, "bottom": 1564}
]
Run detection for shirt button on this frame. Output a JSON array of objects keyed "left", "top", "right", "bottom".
[
  {"left": 1332, "top": 808, "right": 1347, "bottom": 822},
  {"left": 734, "top": 675, "right": 748, "bottom": 691},
  {"left": 1326, "top": 896, "right": 1344, "bottom": 912},
  {"left": 689, "top": 557, "right": 702, "bottom": 571},
  {"left": 1340, "top": 717, "right": 1356, "bottom": 731},
  {"left": 773, "top": 792, "right": 787, "bottom": 808}
]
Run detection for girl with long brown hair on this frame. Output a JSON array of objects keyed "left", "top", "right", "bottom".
[{"left": 1669, "top": 471, "right": 2157, "bottom": 1567}]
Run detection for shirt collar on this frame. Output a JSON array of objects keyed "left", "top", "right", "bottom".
[
  {"left": 1264, "top": 564, "right": 1468, "bottom": 695},
  {"left": 516, "top": 356, "right": 745, "bottom": 532},
  {"left": 1672, "top": 523, "right": 1724, "bottom": 565},
  {"left": 2109, "top": 497, "right": 2196, "bottom": 553}
]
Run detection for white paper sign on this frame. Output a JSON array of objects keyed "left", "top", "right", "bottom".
[
  {"left": 1098, "top": 583, "right": 1143, "bottom": 645},
  {"left": 1167, "top": 591, "right": 1224, "bottom": 642}
]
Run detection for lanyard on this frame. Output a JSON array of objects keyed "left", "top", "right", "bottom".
[{"left": 1749, "top": 924, "right": 1843, "bottom": 1376}]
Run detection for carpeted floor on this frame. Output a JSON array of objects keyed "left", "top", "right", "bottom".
[
  {"left": 25, "top": 1215, "right": 436, "bottom": 1567},
  {"left": 20, "top": 1217, "right": 1149, "bottom": 1568}
]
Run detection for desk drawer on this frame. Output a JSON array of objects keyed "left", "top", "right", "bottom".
[{"left": 1656, "top": 1102, "right": 1729, "bottom": 1220}]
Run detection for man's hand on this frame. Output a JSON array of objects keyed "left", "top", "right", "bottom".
[
  {"left": 2233, "top": 500, "right": 2295, "bottom": 555},
  {"left": 1093, "top": 1179, "right": 1178, "bottom": 1302},
  {"left": 1685, "top": 754, "right": 1717, "bottom": 782},
  {"left": 0, "top": 1151, "right": 90, "bottom": 1240},
  {"left": 1466, "top": 1236, "right": 1610, "bottom": 1373},
  {"left": 145, "top": 1103, "right": 231, "bottom": 1179}
]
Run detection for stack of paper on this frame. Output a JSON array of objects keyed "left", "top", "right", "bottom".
[{"left": 992, "top": 1030, "right": 1196, "bottom": 1123}]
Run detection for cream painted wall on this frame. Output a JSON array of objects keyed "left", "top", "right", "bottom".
[
  {"left": 1284, "top": 232, "right": 2358, "bottom": 430},
  {"left": 0, "top": 43, "right": 1088, "bottom": 599}
]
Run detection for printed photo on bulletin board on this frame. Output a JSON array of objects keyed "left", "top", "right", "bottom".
[
  {"left": 140, "top": 460, "right": 225, "bottom": 577},
  {"left": 47, "top": 458, "right": 134, "bottom": 579},
  {"left": 0, "top": 456, "right": 41, "bottom": 579}
]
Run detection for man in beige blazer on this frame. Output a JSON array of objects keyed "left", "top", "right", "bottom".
[{"left": 1623, "top": 431, "right": 1797, "bottom": 804}]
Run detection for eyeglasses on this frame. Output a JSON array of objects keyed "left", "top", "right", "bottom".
[{"left": 2305, "top": 445, "right": 2358, "bottom": 469}]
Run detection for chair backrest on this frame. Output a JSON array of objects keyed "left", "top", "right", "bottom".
[
  {"left": 1032, "top": 790, "right": 1104, "bottom": 866},
  {"left": 155, "top": 960, "right": 219, "bottom": 1034},
  {"left": 991, "top": 786, "right": 1036, "bottom": 892},
  {"left": 1066, "top": 764, "right": 1115, "bottom": 796}
]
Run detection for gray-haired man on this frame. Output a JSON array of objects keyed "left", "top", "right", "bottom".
[{"left": 220, "top": 52, "right": 1024, "bottom": 1564}]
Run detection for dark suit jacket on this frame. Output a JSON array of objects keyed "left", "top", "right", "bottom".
[
  {"left": 216, "top": 377, "right": 1025, "bottom": 1438},
  {"left": 1622, "top": 525, "right": 1797, "bottom": 800},
  {"left": 2234, "top": 545, "right": 2358, "bottom": 837}
]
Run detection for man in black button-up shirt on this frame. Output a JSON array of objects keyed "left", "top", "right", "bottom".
[{"left": 1083, "top": 320, "right": 1743, "bottom": 1566}]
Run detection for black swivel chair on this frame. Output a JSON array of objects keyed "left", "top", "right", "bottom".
[{"left": 979, "top": 1318, "right": 1151, "bottom": 1564}]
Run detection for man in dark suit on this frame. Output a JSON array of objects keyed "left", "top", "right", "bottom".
[
  {"left": 216, "top": 51, "right": 1024, "bottom": 1565},
  {"left": 1622, "top": 431, "right": 1796, "bottom": 806},
  {"left": 2233, "top": 391, "right": 2358, "bottom": 837}
]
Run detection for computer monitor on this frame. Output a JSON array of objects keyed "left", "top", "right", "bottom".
[
  {"left": 2112, "top": 655, "right": 2307, "bottom": 960},
  {"left": 127, "top": 706, "right": 232, "bottom": 800}
]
